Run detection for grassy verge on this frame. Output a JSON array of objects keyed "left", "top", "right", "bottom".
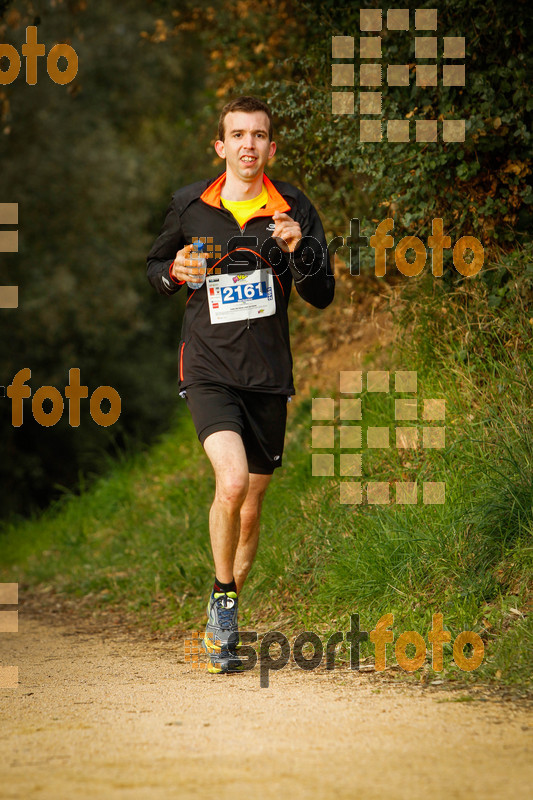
[{"left": 1, "top": 246, "right": 531, "bottom": 687}]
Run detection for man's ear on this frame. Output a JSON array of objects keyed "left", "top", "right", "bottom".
[
  {"left": 214, "top": 139, "right": 225, "bottom": 159},
  {"left": 268, "top": 141, "right": 277, "bottom": 159}
]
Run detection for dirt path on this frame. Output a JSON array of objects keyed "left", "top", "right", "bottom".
[{"left": 0, "top": 614, "right": 531, "bottom": 800}]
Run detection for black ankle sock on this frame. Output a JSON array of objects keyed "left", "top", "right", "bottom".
[{"left": 214, "top": 577, "right": 237, "bottom": 594}]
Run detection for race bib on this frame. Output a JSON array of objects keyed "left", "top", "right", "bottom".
[{"left": 206, "top": 268, "right": 276, "bottom": 325}]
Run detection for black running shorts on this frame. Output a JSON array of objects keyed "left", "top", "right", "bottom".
[{"left": 183, "top": 383, "right": 289, "bottom": 475}]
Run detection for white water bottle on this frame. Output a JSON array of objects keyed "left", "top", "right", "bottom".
[{"left": 187, "top": 240, "right": 207, "bottom": 290}]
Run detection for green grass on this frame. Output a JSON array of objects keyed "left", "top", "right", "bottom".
[{"left": 1, "top": 245, "right": 531, "bottom": 687}]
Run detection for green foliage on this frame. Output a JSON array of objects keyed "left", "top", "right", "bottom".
[{"left": 191, "top": 0, "right": 532, "bottom": 243}]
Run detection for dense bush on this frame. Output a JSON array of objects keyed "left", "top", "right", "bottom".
[{"left": 171, "top": 0, "right": 532, "bottom": 243}]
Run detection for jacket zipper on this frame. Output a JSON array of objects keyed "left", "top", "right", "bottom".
[
  {"left": 215, "top": 207, "right": 252, "bottom": 331},
  {"left": 241, "top": 217, "right": 251, "bottom": 332}
]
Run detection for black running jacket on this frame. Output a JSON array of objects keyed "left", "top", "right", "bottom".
[{"left": 147, "top": 172, "right": 335, "bottom": 394}]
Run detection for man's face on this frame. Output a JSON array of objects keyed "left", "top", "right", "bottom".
[{"left": 215, "top": 110, "right": 276, "bottom": 181}]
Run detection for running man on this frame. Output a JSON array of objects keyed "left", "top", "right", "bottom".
[{"left": 147, "top": 96, "right": 334, "bottom": 673}]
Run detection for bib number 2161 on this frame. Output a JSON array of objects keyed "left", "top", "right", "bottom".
[{"left": 206, "top": 268, "right": 276, "bottom": 325}]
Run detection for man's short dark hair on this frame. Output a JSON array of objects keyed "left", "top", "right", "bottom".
[{"left": 218, "top": 96, "right": 273, "bottom": 143}]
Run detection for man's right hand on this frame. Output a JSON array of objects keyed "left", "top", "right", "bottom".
[{"left": 171, "top": 244, "right": 203, "bottom": 283}]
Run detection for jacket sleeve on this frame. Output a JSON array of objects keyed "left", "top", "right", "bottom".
[
  {"left": 146, "top": 197, "right": 187, "bottom": 296},
  {"left": 289, "top": 192, "right": 335, "bottom": 309}
]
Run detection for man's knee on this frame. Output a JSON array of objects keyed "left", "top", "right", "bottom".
[
  {"left": 204, "top": 429, "right": 250, "bottom": 508},
  {"left": 216, "top": 471, "right": 249, "bottom": 509}
]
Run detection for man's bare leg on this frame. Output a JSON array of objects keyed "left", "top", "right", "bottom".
[
  {"left": 202, "top": 432, "right": 272, "bottom": 593},
  {"left": 201, "top": 431, "right": 273, "bottom": 671},
  {"left": 234, "top": 473, "right": 272, "bottom": 594},
  {"left": 202, "top": 430, "right": 249, "bottom": 584}
]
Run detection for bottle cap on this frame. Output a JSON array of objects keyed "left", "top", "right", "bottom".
[{"left": 194, "top": 240, "right": 206, "bottom": 253}]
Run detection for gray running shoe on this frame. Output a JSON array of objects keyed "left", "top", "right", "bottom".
[
  {"left": 201, "top": 639, "right": 244, "bottom": 674},
  {"left": 203, "top": 590, "right": 241, "bottom": 656}
]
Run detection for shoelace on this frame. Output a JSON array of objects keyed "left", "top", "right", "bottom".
[{"left": 215, "top": 598, "right": 237, "bottom": 630}]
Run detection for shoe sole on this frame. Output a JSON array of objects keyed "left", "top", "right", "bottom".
[{"left": 207, "top": 660, "right": 245, "bottom": 674}]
